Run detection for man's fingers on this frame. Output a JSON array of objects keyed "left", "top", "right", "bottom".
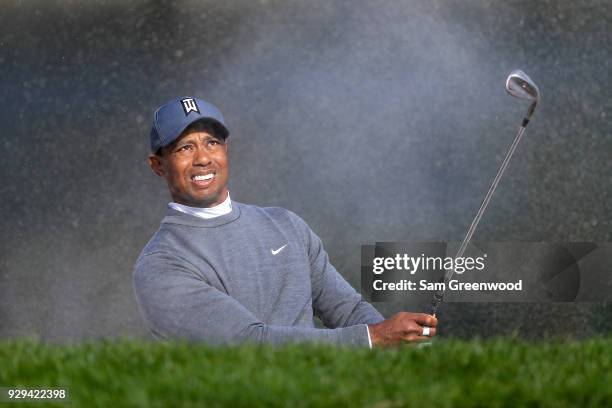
[
  {"left": 403, "top": 334, "right": 434, "bottom": 342},
  {"left": 410, "top": 313, "right": 438, "bottom": 327},
  {"left": 422, "top": 327, "right": 437, "bottom": 337},
  {"left": 404, "top": 325, "right": 437, "bottom": 339},
  {"left": 414, "top": 326, "right": 437, "bottom": 337}
]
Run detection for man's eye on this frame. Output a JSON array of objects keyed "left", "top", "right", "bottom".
[{"left": 178, "top": 145, "right": 192, "bottom": 151}]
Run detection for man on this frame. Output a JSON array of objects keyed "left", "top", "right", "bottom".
[{"left": 133, "top": 96, "right": 437, "bottom": 347}]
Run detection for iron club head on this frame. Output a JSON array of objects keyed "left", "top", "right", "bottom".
[
  {"left": 506, "top": 70, "right": 540, "bottom": 101},
  {"left": 505, "top": 69, "right": 540, "bottom": 123}
]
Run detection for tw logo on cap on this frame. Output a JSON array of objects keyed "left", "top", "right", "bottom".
[{"left": 181, "top": 98, "right": 200, "bottom": 116}]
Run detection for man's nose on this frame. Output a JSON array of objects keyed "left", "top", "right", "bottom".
[{"left": 193, "top": 146, "right": 212, "bottom": 166}]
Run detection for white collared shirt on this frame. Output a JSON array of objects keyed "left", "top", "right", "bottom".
[{"left": 168, "top": 192, "right": 232, "bottom": 219}]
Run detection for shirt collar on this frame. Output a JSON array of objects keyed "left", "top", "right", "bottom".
[{"left": 168, "top": 192, "right": 232, "bottom": 219}]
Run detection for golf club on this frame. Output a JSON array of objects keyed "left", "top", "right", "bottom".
[{"left": 428, "top": 69, "right": 540, "bottom": 316}]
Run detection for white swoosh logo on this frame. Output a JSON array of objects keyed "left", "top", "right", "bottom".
[{"left": 271, "top": 244, "right": 288, "bottom": 255}]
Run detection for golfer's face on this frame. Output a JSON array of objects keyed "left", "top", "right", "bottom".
[{"left": 157, "top": 129, "right": 229, "bottom": 208}]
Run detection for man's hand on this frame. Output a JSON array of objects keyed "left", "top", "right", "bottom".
[{"left": 368, "top": 312, "right": 438, "bottom": 347}]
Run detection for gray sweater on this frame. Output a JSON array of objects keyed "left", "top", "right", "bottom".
[{"left": 133, "top": 202, "right": 384, "bottom": 346}]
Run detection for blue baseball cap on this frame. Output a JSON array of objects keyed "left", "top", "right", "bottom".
[{"left": 149, "top": 96, "right": 229, "bottom": 153}]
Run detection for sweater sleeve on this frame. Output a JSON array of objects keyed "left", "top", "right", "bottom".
[
  {"left": 288, "top": 212, "right": 385, "bottom": 328},
  {"left": 133, "top": 251, "right": 370, "bottom": 347}
]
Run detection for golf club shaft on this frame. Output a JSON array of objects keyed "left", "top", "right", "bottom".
[{"left": 429, "top": 125, "right": 527, "bottom": 315}]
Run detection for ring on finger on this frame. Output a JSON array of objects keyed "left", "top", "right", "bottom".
[{"left": 422, "top": 326, "right": 431, "bottom": 337}]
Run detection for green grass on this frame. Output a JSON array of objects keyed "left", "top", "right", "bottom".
[{"left": 1, "top": 338, "right": 611, "bottom": 407}]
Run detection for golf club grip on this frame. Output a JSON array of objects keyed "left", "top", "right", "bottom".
[
  {"left": 429, "top": 300, "right": 439, "bottom": 316},
  {"left": 428, "top": 277, "right": 445, "bottom": 315}
]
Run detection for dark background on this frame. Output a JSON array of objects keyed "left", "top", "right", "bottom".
[{"left": 1, "top": 0, "right": 610, "bottom": 342}]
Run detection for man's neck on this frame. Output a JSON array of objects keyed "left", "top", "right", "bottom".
[{"left": 169, "top": 192, "right": 232, "bottom": 219}]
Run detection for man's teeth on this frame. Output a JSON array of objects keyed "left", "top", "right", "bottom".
[{"left": 193, "top": 174, "right": 214, "bottom": 181}]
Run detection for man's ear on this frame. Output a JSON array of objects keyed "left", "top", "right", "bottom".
[{"left": 148, "top": 154, "right": 165, "bottom": 178}]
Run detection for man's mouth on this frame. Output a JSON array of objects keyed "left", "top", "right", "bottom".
[{"left": 190, "top": 172, "right": 215, "bottom": 187}]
